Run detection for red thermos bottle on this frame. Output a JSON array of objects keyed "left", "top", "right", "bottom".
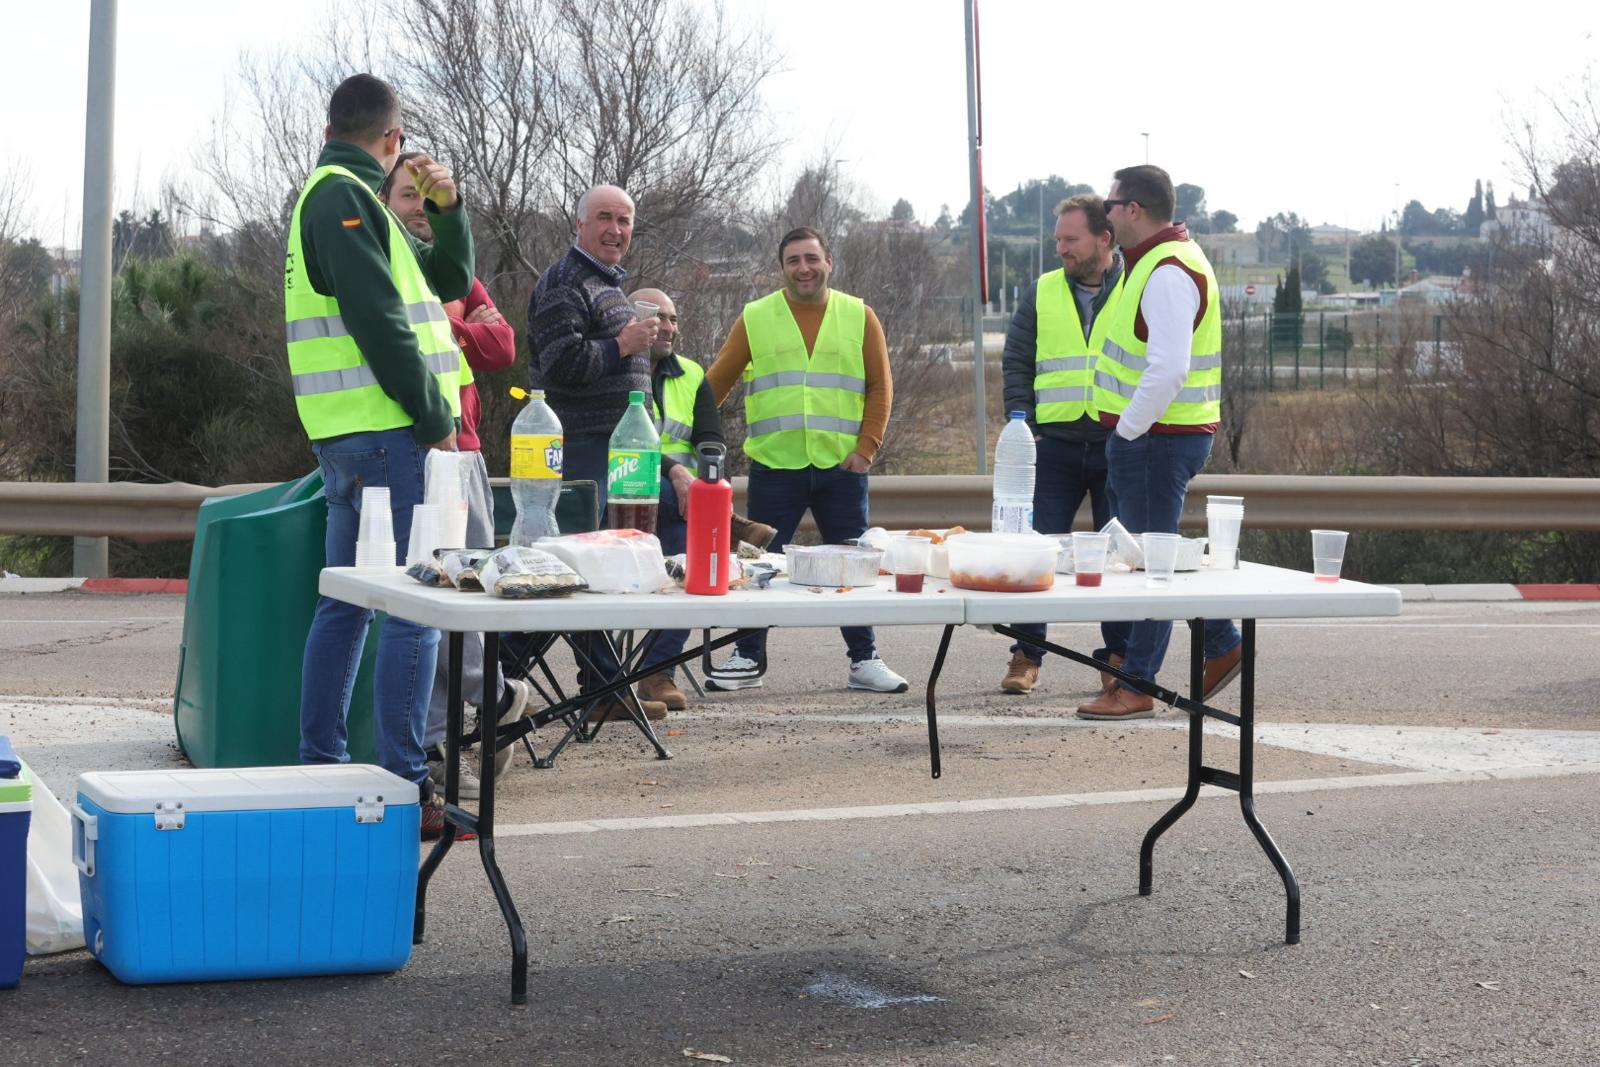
[{"left": 685, "top": 443, "right": 733, "bottom": 595}]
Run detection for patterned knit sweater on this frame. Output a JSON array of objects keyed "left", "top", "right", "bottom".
[{"left": 525, "top": 245, "right": 650, "bottom": 437}]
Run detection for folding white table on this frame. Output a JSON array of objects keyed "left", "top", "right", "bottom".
[{"left": 319, "top": 563, "right": 1400, "bottom": 1004}]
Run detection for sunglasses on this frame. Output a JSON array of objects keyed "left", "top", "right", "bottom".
[
  {"left": 1103, "top": 198, "right": 1138, "bottom": 211},
  {"left": 385, "top": 127, "right": 406, "bottom": 150}
]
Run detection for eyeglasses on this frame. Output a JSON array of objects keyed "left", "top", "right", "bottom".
[
  {"left": 1103, "top": 198, "right": 1137, "bottom": 211},
  {"left": 385, "top": 127, "right": 406, "bottom": 150}
]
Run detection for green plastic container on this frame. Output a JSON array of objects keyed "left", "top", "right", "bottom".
[{"left": 173, "top": 472, "right": 379, "bottom": 768}]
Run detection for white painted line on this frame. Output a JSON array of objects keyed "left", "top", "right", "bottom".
[
  {"left": 1430, "top": 584, "right": 1525, "bottom": 601},
  {"left": 488, "top": 763, "right": 1600, "bottom": 839}
]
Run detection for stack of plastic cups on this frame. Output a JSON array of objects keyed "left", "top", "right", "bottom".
[
  {"left": 1206, "top": 495, "right": 1245, "bottom": 570},
  {"left": 425, "top": 451, "right": 470, "bottom": 549},
  {"left": 354, "top": 486, "right": 396, "bottom": 569},
  {"left": 405, "top": 504, "right": 442, "bottom": 568}
]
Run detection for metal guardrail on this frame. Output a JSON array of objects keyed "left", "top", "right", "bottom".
[{"left": 3, "top": 475, "right": 1599, "bottom": 542}]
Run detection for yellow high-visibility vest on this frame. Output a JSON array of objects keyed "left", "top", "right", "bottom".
[
  {"left": 651, "top": 355, "right": 705, "bottom": 471},
  {"left": 740, "top": 290, "right": 866, "bottom": 470},
  {"left": 1033, "top": 268, "right": 1121, "bottom": 424}
]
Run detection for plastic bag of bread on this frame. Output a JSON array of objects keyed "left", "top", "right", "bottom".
[
  {"left": 437, "top": 549, "right": 490, "bottom": 591},
  {"left": 477, "top": 545, "right": 588, "bottom": 599},
  {"left": 536, "top": 529, "right": 670, "bottom": 594}
]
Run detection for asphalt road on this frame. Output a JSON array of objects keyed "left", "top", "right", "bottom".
[{"left": 3, "top": 592, "right": 1598, "bottom": 1065}]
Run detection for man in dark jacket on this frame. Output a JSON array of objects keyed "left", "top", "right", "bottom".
[{"left": 998, "top": 194, "right": 1124, "bottom": 697}]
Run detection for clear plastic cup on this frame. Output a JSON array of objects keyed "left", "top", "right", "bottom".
[
  {"left": 633, "top": 300, "right": 660, "bottom": 322},
  {"left": 1311, "top": 529, "right": 1348, "bottom": 582},
  {"left": 406, "top": 504, "right": 442, "bottom": 567},
  {"left": 1206, "top": 498, "right": 1243, "bottom": 570},
  {"left": 1071, "top": 532, "right": 1110, "bottom": 587},
  {"left": 357, "top": 486, "right": 393, "bottom": 548},
  {"left": 888, "top": 535, "right": 931, "bottom": 593},
  {"left": 354, "top": 543, "right": 397, "bottom": 570},
  {"left": 1141, "top": 532, "right": 1181, "bottom": 588}
]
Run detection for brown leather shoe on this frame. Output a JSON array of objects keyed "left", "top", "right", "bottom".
[
  {"left": 730, "top": 512, "right": 778, "bottom": 551},
  {"left": 638, "top": 671, "right": 688, "bottom": 711},
  {"left": 1098, "top": 652, "right": 1124, "bottom": 694},
  {"left": 1000, "top": 651, "right": 1040, "bottom": 694},
  {"left": 589, "top": 695, "right": 668, "bottom": 723},
  {"left": 1202, "top": 643, "right": 1244, "bottom": 700},
  {"left": 1076, "top": 686, "right": 1156, "bottom": 720}
]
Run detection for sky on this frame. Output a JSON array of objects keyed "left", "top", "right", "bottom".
[{"left": 7, "top": 0, "right": 1599, "bottom": 249}]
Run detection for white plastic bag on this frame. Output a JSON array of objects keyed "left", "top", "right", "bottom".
[
  {"left": 24, "top": 766, "right": 84, "bottom": 955},
  {"left": 537, "top": 530, "right": 670, "bottom": 594}
]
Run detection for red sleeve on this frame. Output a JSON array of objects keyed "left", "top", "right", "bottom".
[{"left": 451, "top": 277, "right": 517, "bottom": 373}]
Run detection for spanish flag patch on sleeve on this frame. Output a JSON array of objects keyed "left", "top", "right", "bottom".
[{"left": 341, "top": 217, "right": 362, "bottom": 228}]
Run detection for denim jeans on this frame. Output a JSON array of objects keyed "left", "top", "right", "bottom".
[
  {"left": 1102, "top": 430, "right": 1241, "bottom": 686},
  {"left": 736, "top": 461, "right": 876, "bottom": 665},
  {"left": 1009, "top": 436, "right": 1117, "bottom": 665},
  {"left": 300, "top": 427, "right": 439, "bottom": 791},
  {"left": 640, "top": 475, "right": 690, "bottom": 676}
]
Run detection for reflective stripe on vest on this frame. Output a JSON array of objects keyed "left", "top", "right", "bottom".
[
  {"left": 652, "top": 355, "right": 705, "bottom": 472},
  {"left": 284, "top": 164, "right": 462, "bottom": 439},
  {"left": 1033, "top": 268, "right": 1121, "bottom": 424},
  {"left": 740, "top": 290, "right": 867, "bottom": 470},
  {"left": 1093, "top": 240, "right": 1223, "bottom": 426}
]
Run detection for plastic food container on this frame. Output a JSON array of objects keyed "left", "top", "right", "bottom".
[
  {"left": 945, "top": 533, "right": 1058, "bottom": 592},
  {"left": 1174, "top": 537, "right": 1206, "bottom": 572},
  {"left": 785, "top": 544, "right": 884, "bottom": 587}
]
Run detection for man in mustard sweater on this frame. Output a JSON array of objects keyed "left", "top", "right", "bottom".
[{"left": 703, "top": 227, "right": 908, "bottom": 694}]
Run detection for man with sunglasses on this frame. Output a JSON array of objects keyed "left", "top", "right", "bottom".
[
  {"left": 1075, "top": 165, "right": 1242, "bottom": 721},
  {"left": 285, "top": 73, "right": 476, "bottom": 837}
]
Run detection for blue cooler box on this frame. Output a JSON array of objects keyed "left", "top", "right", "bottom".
[
  {"left": 72, "top": 765, "right": 419, "bottom": 984},
  {"left": 0, "top": 737, "right": 30, "bottom": 990}
]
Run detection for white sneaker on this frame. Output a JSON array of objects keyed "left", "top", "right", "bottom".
[
  {"left": 490, "top": 677, "right": 534, "bottom": 776},
  {"left": 848, "top": 656, "right": 909, "bottom": 693},
  {"left": 705, "top": 653, "right": 764, "bottom": 691},
  {"left": 426, "top": 749, "right": 481, "bottom": 800}
]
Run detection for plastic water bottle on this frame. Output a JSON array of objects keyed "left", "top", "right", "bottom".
[
  {"left": 607, "top": 390, "right": 661, "bottom": 534},
  {"left": 992, "top": 410, "right": 1036, "bottom": 533},
  {"left": 508, "top": 387, "right": 563, "bottom": 545}
]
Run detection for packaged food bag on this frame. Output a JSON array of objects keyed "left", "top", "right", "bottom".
[
  {"left": 536, "top": 530, "right": 670, "bottom": 594},
  {"left": 478, "top": 546, "right": 588, "bottom": 599}
]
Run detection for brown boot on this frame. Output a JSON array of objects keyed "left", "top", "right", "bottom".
[
  {"left": 638, "top": 671, "right": 688, "bottom": 711},
  {"left": 589, "top": 695, "right": 668, "bottom": 723},
  {"left": 1098, "top": 653, "right": 1124, "bottom": 695},
  {"left": 1000, "top": 651, "right": 1040, "bottom": 694},
  {"left": 1075, "top": 686, "right": 1156, "bottom": 721},
  {"left": 1201, "top": 643, "right": 1244, "bottom": 700},
  {"left": 731, "top": 512, "right": 778, "bottom": 551}
]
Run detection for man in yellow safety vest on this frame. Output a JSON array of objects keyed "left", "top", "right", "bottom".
[
  {"left": 703, "top": 227, "right": 909, "bottom": 694},
  {"left": 1075, "top": 165, "right": 1243, "bottom": 721}
]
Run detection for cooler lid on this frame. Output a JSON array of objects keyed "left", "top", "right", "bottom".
[{"left": 77, "top": 764, "right": 416, "bottom": 815}]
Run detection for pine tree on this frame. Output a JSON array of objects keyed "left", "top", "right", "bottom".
[
  {"left": 1485, "top": 181, "right": 1498, "bottom": 221},
  {"left": 1464, "top": 179, "right": 1485, "bottom": 235}
]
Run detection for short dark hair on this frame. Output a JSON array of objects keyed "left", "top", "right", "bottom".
[
  {"left": 379, "top": 151, "right": 425, "bottom": 201},
  {"left": 1111, "top": 165, "right": 1175, "bottom": 223},
  {"left": 1055, "top": 194, "right": 1111, "bottom": 238},
  {"left": 328, "top": 73, "right": 400, "bottom": 144},
  {"left": 777, "top": 226, "right": 830, "bottom": 263}
]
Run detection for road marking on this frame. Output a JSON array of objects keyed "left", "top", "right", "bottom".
[{"left": 492, "top": 763, "right": 1600, "bottom": 839}]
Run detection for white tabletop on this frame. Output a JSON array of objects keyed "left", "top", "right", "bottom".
[
  {"left": 320, "top": 562, "right": 1399, "bottom": 633},
  {"left": 957, "top": 561, "right": 1401, "bottom": 624},
  {"left": 318, "top": 568, "right": 966, "bottom": 632}
]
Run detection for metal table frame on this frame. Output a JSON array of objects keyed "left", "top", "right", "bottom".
[{"left": 320, "top": 566, "right": 1396, "bottom": 1004}]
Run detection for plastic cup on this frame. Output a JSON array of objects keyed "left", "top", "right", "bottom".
[
  {"left": 888, "top": 536, "right": 931, "bottom": 593},
  {"left": 1071, "top": 532, "right": 1109, "bottom": 587},
  {"left": 1141, "top": 532, "right": 1181, "bottom": 588},
  {"left": 633, "top": 300, "right": 660, "bottom": 322},
  {"left": 406, "top": 504, "right": 442, "bottom": 567},
  {"left": 1311, "top": 529, "right": 1348, "bottom": 582},
  {"left": 1206, "top": 497, "right": 1244, "bottom": 570},
  {"left": 357, "top": 486, "right": 393, "bottom": 548},
  {"left": 354, "top": 543, "right": 397, "bottom": 570}
]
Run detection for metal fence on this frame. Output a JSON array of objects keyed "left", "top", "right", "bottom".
[{"left": 1235, "top": 308, "right": 1450, "bottom": 391}]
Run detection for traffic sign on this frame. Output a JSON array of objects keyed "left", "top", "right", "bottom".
[{"left": 1245, "top": 284, "right": 1257, "bottom": 297}]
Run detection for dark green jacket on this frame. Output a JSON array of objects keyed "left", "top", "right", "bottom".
[{"left": 297, "top": 141, "right": 475, "bottom": 444}]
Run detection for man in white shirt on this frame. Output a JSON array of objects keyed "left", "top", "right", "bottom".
[{"left": 1075, "top": 165, "right": 1242, "bottom": 721}]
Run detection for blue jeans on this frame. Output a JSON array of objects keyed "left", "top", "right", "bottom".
[
  {"left": 1009, "top": 437, "right": 1117, "bottom": 665},
  {"left": 736, "top": 461, "right": 876, "bottom": 665},
  {"left": 1102, "top": 431, "right": 1240, "bottom": 686},
  {"left": 300, "top": 428, "right": 439, "bottom": 792},
  {"left": 640, "top": 476, "right": 690, "bottom": 676}
]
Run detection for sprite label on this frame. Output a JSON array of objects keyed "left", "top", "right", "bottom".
[
  {"left": 510, "top": 434, "right": 562, "bottom": 479},
  {"left": 608, "top": 449, "right": 660, "bottom": 499}
]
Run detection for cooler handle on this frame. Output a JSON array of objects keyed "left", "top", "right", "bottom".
[{"left": 72, "top": 802, "right": 99, "bottom": 877}]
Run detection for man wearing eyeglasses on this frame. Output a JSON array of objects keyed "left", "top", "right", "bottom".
[
  {"left": 285, "top": 73, "right": 476, "bottom": 837},
  {"left": 1075, "top": 165, "right": 1242, "bottom": 721}
]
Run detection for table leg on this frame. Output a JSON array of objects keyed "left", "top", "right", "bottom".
[
  {"left": 1235, "top": 620, "right": 1301, "bottom": 944},
  {"left": 1139, "top": 620, "right": 1206, "bottom": 895},
  {"left": 415, "top": 630, "right": 465, "bottom": 943},
  {"left": 923, "top": 624, "right": 956, "bottom": 779},
  {"left": 478, "top": 630, "right": 529, "bottom": 1005}
]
